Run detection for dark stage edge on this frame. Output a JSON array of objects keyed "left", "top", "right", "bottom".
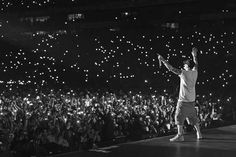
[{"left": 50, "top": 125, "right": 236, "bottom": 157}]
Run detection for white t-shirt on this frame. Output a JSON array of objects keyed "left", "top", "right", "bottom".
[{"left": 178, "top": 69, "right": 198, "bottom": 102}]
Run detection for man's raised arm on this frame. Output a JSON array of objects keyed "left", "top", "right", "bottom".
[
  {"left": 158, "top": 55, "right": 181, "bottom": 75},
  {"left": 192, "top": 47, "right": 198, "bottom": 70}
]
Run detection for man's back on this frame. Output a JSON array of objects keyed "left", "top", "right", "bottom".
[{"left": 178, "top": 69, "right": 198, "bottom": 102}]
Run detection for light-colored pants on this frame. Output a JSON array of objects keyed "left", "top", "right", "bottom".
[{"left": 175, "top": 101, "right": 199, "bottom": 125}]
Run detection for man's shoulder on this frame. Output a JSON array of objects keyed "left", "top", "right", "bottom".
[
  {"left": 182, "top": 69, "right": 196, "bottom": 73},
  {"left": 181, "top": 69, "right": 197, "bottom": 76},
  {"left": 187, "top": 68, "right": 198, "bottom": 73}
]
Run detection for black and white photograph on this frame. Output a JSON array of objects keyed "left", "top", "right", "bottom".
[{"left": 0, "top": 0, "right": 236, "bottom": 157}]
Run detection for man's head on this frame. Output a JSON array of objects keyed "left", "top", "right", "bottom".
[
  {"left": 183, "top": 59, "right": 192, "bottom": 70},
  {"left": 182, "top": 47, "right": 198, "bottom": 70}
]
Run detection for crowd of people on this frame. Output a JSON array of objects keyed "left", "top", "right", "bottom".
[
  {"left": 0, "top": 0, "right": 235, "bottom": 156},
  {"left": 0, "top": 87, "right": 229, "bottom": 156},
  {"left": 0, "top": 21, "right": 234, "bottom": 157}
]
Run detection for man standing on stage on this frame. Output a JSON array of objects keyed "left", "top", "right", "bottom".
[{"left": 158, "top": 47, "right": 203, "bottom": 142}]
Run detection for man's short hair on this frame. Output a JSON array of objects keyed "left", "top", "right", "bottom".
[
  {"left": 183, "top": 59, "right": 190, "bottom": 65},
  {"left": 183, "top": 59, "right": 194, "bottom": 68}
]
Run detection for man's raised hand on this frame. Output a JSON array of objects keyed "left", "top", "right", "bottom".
[
  {"left": 192, "top": 47, "right": 198, "bottom": 57},
  {"left": 158, "top": 54, "right": 164, "bottom": 62}
]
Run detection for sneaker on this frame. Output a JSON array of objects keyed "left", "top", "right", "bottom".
[
  {"left": 170, "top": 134, "right": 184, "bottom": 142},
  {"left": 197, "top": 133, "right": 203, "bottom": 140}
]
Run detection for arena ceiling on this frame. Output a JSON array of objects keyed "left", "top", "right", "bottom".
[{"left": 1, "top": 0, "right": 236, "bottom": 41}]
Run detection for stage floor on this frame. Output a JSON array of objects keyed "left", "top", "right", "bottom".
[{"left": 52, "top": 125, "right": 236, "bottom": 157}]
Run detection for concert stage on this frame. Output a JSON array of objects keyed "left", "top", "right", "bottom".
[{"left": 51, "top": 125, "right": 236, "bottom": 157}]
